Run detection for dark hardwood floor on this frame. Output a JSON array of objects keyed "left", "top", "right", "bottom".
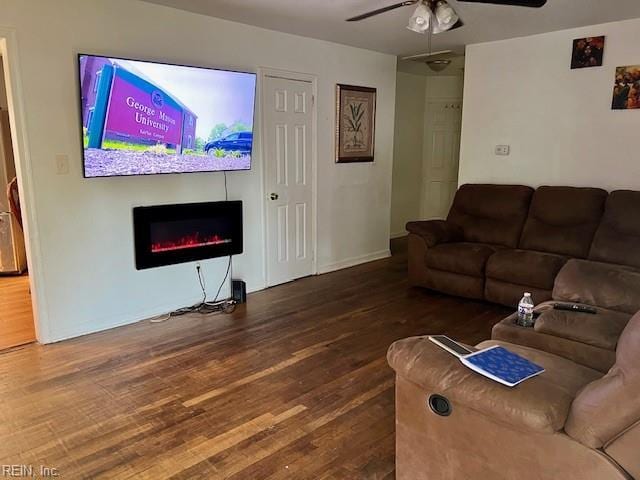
[{"left": 0, "top": 239, "right": 510, "bottom": 479}]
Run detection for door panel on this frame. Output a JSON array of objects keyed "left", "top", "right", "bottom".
[
  {"left": 421, "top": 101, "right": 462, "bottom": 220},
  {"left": 264, "top": 75, "right": 314, "bottom": 286}
]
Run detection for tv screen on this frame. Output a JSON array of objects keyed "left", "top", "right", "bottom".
[{"left": 78, "top": 54, "right": 256, "bottom": 177}]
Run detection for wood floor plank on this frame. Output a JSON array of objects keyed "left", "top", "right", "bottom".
[
  {"left": 0, "top": 274, "right": 35, "bottom": 350},
  {"left": 0, "top": 239, "right": 510, "bottom": 478}
]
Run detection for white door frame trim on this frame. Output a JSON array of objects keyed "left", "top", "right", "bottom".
[
  {"left": 0, "top": 27, "right": 51, "bottom": 343},
  {"left": 258, "top": 67, "right": 318, "bottom": 287}
]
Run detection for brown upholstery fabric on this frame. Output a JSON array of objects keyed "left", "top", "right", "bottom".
[
  {"left": 553, "top": 259, "right": 640, "bottom": 314},
  {"left": 605, "top": 422, "right": 640, "bottom": 480},
  {"left": 405, "top": 220, "right": 463, "bottom": 248},
  {"left": 387, "top": 336, "right": 601, "bottom": 434},
  {"left": 486, "top": 249, "right": 568, "bottom": 290},
  {"left": 407, "top": 234, "right": 431, "bottom": 287},
  {"left": 447, "top": 184, "right": 533, "bottom": 247},
  {"left": 590, "top": 190, "right": 640, "bottom": 269},
  {"left": 519, "top": 186, "right": 607, "bottom": 258},
  {"left": 566, "top": 311, "right": 640, "bottom": 449},
  {"left": 484, "top": 278, "right": 551, "bottom": 309},
  {"left": 394, "top": 376, "right": 628, "bottom": 480},
  {"left": 492, "top": 304, "right": 617, "bottom": 373},
  {"left": 425, "top": 242, "right": 500, "bottom": 277},
  {"left": 534, "top": 307, "right": 630, "bottom": 350},
  {"left": 424, "top": 268, "right": 486, "bottom": 300}
]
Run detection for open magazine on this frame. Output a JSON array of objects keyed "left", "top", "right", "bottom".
[{"left": 429, "top": 336, "right": 545, "bottom": 387}]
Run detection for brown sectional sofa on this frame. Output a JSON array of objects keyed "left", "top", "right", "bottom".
[
  {"left": 407, "top": 184, "right": 639, "bottom": 308},
  {"left": 391, "top": 184, "right": 640, "bottom": 478}
]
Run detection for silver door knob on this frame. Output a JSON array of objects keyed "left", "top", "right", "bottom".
[{"left": 270, "top": 193, "right": 279, "bottom": 200}]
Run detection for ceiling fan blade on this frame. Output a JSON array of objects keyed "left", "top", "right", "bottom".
[
  {"left": 346, "top": 1, "right": 418, "bottom": 22},
  {"left": 457, "top": 0, "right": 546, "bottom": 7},
  {"left": 402, "top": 50, "right": 454, "bottom": 60}
]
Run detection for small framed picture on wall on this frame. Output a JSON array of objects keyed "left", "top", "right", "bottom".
[
  {"left": 335, "top": 84, "right": 376, "bottom": 163},
  {"left": 612, "top": 65, "right": 640, "bottom": 110},
  {"left": 570, "top": 36, "right": 605, "bottom": 69}
]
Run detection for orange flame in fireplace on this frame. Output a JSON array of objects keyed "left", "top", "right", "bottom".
[{"left": 151, "top": 234, "right": 232, "bottom": 253}]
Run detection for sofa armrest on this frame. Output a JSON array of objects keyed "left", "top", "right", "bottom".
[
  {"left": 387, "top": 336, "right": 574, "bottom": 434},
  {"left": 405, "top": 220, "right": 463, "bottom": 247}
]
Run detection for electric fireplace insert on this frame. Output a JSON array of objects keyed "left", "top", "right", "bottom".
[{"left": 133, "top": 201, "right": 242, "bottom": 269}]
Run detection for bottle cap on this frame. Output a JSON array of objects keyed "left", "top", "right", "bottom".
[{"left": 524, "top": 292, "right": 531, "bottom": 297}]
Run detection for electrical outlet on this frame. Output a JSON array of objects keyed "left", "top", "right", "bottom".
[
  {"left": 55, "top": 154, "right": 70, "bottom": 174},
  {"left": 495, "top": 145, "right": 510, "bottom": 156}
]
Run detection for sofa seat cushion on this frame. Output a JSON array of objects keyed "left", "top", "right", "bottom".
[
  {"left": 492, "top": 306, "right": 618, "bottom": 372},
  {"left": 534, "top": 306, "right": 631, "bottom": 350},
  {"left": 486, "top": 249, "right": 568, "bottom": 290},
  {"left": 425, "top": 242, "right": 499, "bottom": 277}
]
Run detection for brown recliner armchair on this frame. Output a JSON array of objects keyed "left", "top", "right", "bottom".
[{"left": 387, "top": 311, "right": 640, "bottom": 480}]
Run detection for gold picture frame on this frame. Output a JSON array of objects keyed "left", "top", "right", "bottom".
[{"left": 335, "top": 84, "right": 376, "bottom": 163}]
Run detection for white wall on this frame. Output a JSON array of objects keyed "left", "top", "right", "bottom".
[
  {"left": 460, "top": 17, "right": 640, "bottom": 191},
  {"left": 390, "top": 72, "right": 425, "bottom": 238},
  {"left": 390, "top": 72, "right": 463, "bottom": 236},
  {"left": 1, "top": 0, "right": 396, "bottom": 342}
]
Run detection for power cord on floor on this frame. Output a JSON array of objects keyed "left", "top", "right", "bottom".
[{"left": 151, "top": 171, "right": 235, "bottom": 323}]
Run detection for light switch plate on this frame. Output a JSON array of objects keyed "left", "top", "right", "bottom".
[
  {"left": 55, "top": 154, "right": 70, "bottom": 175},
  {"left": 495, "top": 145, "right": 510, "bottom": 156}
]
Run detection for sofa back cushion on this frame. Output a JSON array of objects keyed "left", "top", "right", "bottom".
[
  {"left": 566, "top": 310, "right": 640, "bottom": 449},
  {"left": 553, "top": 259, "right": 640, "bottom": 314},
  {"left": 519, "top": 186, "right": 607, "bottom": 258},
  {"left": 447, "top": 184, "right": 533, "bottom": 247},
  {"left": 589, "top": 190, "right": 640, "bottom": 269}
]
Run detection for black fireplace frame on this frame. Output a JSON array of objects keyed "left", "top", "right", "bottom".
[{"left": 133, "top": 201, "right": 243, "bottom": 270}]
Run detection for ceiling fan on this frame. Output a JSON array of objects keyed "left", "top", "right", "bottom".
[
  {"left": 346, "top": 0, "right": 547, "bottom": 35},
  {"left": 347, "top": 0, "right": 547, "bottom": 71}
]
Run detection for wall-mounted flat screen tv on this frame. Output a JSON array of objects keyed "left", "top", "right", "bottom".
[{"left": 78, "top": 54, "right": 256, "bottom": 178}]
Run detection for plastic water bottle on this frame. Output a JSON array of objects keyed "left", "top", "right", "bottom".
[{"left": 517, "top": 292, "right": 535, "bottom": 327}]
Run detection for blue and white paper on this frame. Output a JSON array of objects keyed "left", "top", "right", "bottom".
[{"left": 461, "top": 346, "right": 545, "bottom": 387}]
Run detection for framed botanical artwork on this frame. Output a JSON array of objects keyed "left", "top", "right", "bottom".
[
  {"left": 335, "top": 84, "right": 376, "bottom": 163},
  {"left": 570, "top": 36, "right": 605, "bottom": 69},
  {"left": 612, "top": 65, "right": 640, "bottom": 110}
]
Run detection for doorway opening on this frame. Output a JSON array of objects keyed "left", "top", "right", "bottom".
[{"left": 0, "top": 47, "right": 36, "bottom": 350}]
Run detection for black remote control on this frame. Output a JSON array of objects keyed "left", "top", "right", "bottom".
[{"left": 553, "top": 303, "right": 597, "bottom": 314}]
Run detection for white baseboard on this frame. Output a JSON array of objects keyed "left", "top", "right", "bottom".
[
  {"left": 44, "top": 293, "right": 214, "bottom": 344},
  {"left": 317, "top": 249, "right": 391, "bottom": 274},
  {"left": 390, "top": 231, "right": 408, "bottom": 239}
]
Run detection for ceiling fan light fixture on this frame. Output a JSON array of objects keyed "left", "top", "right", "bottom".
[
  {"left": 432, "top": 0, "right": 459, "bottom": 34},
  {"left": 406, "top": 1, "right": 431, "bottom": 34},
  {"left": 426, "top": 59, "right": 451, "bottom": 72}
]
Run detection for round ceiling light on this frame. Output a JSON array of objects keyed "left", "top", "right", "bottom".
[{"left": 426, "top": 59, "right": 452, "bottom": 72}]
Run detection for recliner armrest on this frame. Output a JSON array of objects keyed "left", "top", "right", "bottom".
[
  {"left": 387, "top": 336, "right": 575, "bottom": 434},
  {"left": 405, "top": 220, "right": 463, "bottom": 248}
]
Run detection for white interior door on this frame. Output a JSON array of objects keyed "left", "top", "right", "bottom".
[
  {"left": 421, "top": 100, "right": 462, "bottom": 219},
  {"left": 263, "top": 74, "right": 314, "bottom": 287}
]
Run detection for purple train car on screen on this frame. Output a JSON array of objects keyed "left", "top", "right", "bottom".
[{"left": 79, "top": 55, "right": 197, "bottom": 153}]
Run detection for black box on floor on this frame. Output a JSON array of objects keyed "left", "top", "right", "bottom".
[{"left": 232, "top": 279, "right": 246, "bottom": 304}]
